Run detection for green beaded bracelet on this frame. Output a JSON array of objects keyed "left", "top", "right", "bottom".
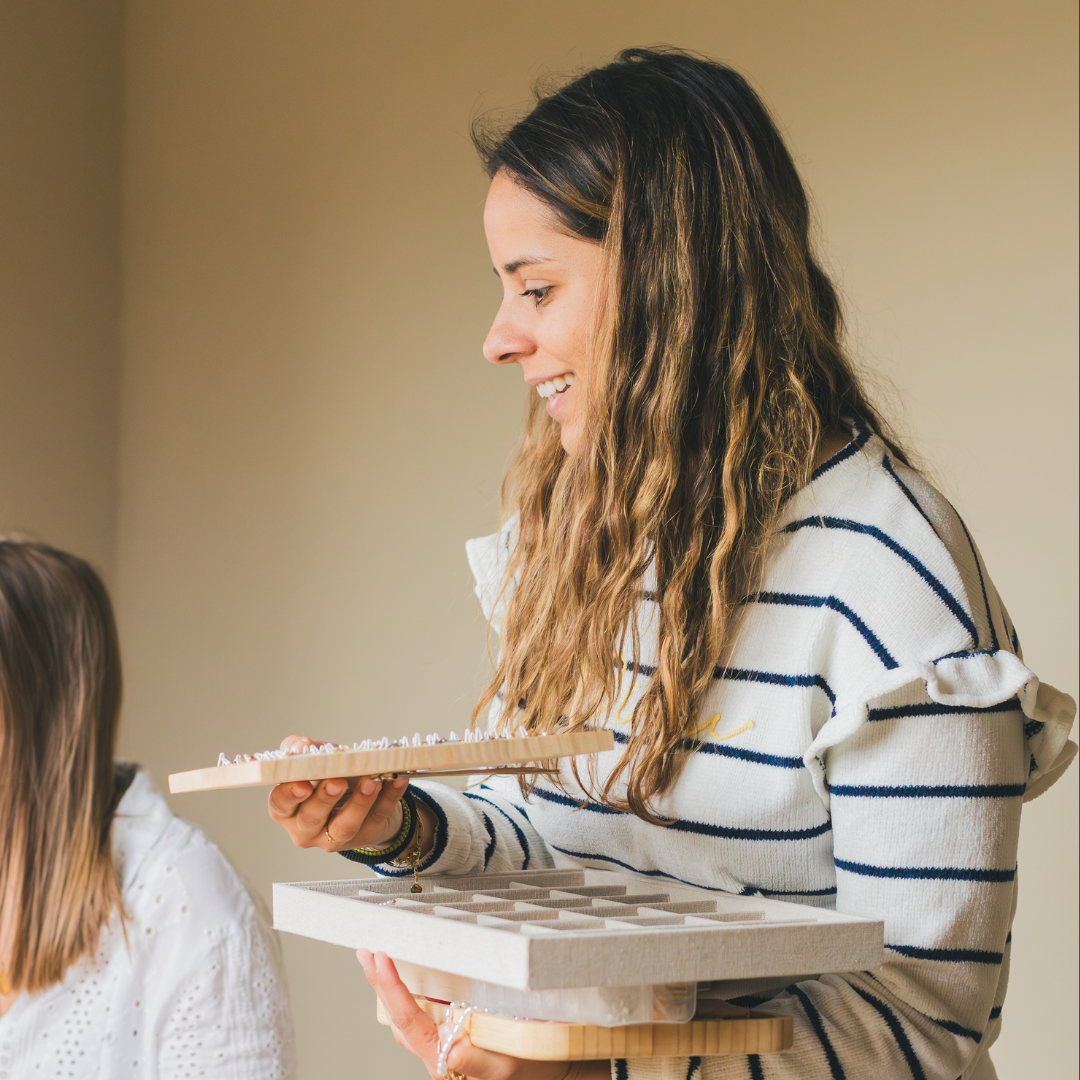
[{"left": 339, "top": 790, "right": 417, "bottom": 866}]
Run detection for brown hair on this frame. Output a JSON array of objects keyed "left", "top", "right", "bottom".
[
  {"left": 0, "top": 539, "right": 125, "bottom": 993},
  {"left": 471, "top": 48, "right": 907, "bottom": 820}
]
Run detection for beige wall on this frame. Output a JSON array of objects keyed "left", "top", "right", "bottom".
[
  {"left": 2, "top": 1, "right": 1075, "bottom": 1077},
  {"left": 0, "top": 0, "right": 122, "bottom": 577}
]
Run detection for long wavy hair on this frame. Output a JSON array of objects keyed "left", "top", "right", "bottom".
[
  {"left": 470, "top": 48, "right": 907, "bottom": 821},
  {"left": 0, "top": 540, "right": 126, "bottom": 993}
]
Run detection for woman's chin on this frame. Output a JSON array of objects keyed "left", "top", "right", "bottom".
[{"left": 558, "top": 420, "right": 582, "bottom": 455}]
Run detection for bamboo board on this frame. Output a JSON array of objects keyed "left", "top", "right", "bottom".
[
  {"left": 376, "top": 996, "right": 794, "bottom": 1059},
  {"left": 169, "top": 729, "right": 614, "bottom": 793}
]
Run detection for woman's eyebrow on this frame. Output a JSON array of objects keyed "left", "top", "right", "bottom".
[{"left": 496, "top": 255, "right": 556, "bottom": 275}]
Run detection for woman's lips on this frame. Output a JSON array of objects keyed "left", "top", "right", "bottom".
[{"left": 545, "top": 380, "right": 572, "bottom": 418}]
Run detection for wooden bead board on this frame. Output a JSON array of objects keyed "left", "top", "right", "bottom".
[
  {"left": 274, "top": 866, "right": 883, "bottom": 990},
  {"left": 168, "top": 729, "right": 613, "bottom": 793},
  {"left": 376, "top": 996, "right": 795, "bottom": 1060}
]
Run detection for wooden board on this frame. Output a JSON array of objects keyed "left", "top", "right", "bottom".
[
  {"left": 274, "top": 867, "right": 883, "bottom": 990},
  {"left": 376, "top": 996, "right": 794, "bottom": 1059},
  {"left": 169, "top": 729, "right": 614, "bottom": 793}
]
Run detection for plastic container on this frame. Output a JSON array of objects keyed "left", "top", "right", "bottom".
[{"left": 468, "top": 979, "right": 697, "bottom": 1026}]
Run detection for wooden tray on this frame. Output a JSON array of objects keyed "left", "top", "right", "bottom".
[
  {"left": 169, "top": 729, "right": 613, "bottom": 793},
  {"left": 376, "top": 996, "right": 793, "bottom": 1059}
]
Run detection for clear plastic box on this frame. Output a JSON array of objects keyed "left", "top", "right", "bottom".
[{"left": 468, "top": 979, "right": 697, "bottom": 1026}]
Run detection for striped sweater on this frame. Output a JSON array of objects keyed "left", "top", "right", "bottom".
[{"left": 377, "top": 423, "right": 1077, "bottom": 1080}]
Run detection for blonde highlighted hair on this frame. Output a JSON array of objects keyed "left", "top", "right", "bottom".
[
  {"left": 0, "top": 539, "right": 126, "bottom": 993},
  {"left": 471, "top": 48, "right": 907, "bottom": 820}
]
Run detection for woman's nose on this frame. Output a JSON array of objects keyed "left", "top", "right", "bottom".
[{"left": 483, "top": 305, "right": 535, "bottom": 365}]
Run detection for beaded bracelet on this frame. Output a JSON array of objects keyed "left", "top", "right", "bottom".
[{"left": 339, "top": 789, "right": 418, "bottom": 865}]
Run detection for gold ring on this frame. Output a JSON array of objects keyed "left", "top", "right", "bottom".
[{"left": 325, "top": 822, "right": 337, "bottom": 845}]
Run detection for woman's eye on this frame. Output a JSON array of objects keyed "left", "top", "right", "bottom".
[{"left": 521, "top": 286, "right": 552, "bottom": 307}]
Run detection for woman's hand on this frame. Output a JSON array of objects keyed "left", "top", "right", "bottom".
[
  {"left": 266, "top": 735, "right": 410, "bottom": 853},
  {"left": 358, "top": 950, "right": 608, "bottom": 1080}
]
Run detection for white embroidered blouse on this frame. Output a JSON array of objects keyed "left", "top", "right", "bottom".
[{"left": 0, "top": 768, "right": 295, "bottom": 1080}]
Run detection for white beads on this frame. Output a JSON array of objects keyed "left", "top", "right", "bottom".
[{"left": 216, "top": 728, "right": 513, "bottom": 766}]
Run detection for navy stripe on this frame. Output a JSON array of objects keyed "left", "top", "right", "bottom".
[
  {"left": 781, "top": 516, "right": 978, "bottom": 643},
  {"left": 1010, "top": 622, "right": 1020, "bottom": 654},
  {"left": 685, "top": 1056, "right": 701, "bottom": 1079},
  {"left": 748, "top": 1056, "right": 765, "bottom": 1080},
  {"left": 753, "top": 591, "right": 898, "bottom": 669},
  {"left": 614, "top": 1061, "right": 629, "bottom": 1080},
  {"left": 727, "top": 993, "right": 777, "bottom": 1009},
  {"left": 463, "top": 791, "right": 531, "bottom": 870},
  {"left": 529, "top": 784, "right": 619, "bottom": 814},
  {"left": 480, "top": 811, "right": 497, "bottom": 870},
  {"left": 887, "top": 944, "right": 1004, "bottom": 965},
  {"left": 549, "top": 843, "right": 751, "bottom": 894},
  {"left": 809, "top": 424, "right": 871, "bottom": 482},
  {"left": 529, "top": 783, "right": 830, "bottom": 841},
  {"left": 718, "top": 666, "right": 837, "bottom": 706},
  {"left": 612, "top": 727, "right": 805, "bottom": 770},
  {"left": 836, "top": 858, "right": 1015, "bottom": 883},
  {"left": 953, "top": 509, "right": 999, "bottom": 652},
  {"left": 1005, "top": 931, "right": 1011, "bottom": 945},
  {"left": 828, "top": 783, "right": 1025, "bottom": 799},
  {"left": 930, "top": 1016, "right": 983, "bottom": 1043},
  {"left": 868, "top": 698, "right": 1021, "bottom": 722},
  {"left": 696, "top": 740, "right": 805, "bottom": 770},
  {"left": 550, "top": 847, "right": 835, "bottom": 898},
  {"left": 1023, "top": 718, "right": 1044, "bottom": 739},
  {"left": 752, "top": 884, "right": 837, "bottom": 897},
  {"left": 882, "top": 455, "right": 939, "bottom": 538},
  {"left": 851, "top": 985, "right": 926, "bottom": 1080},
  {"left": 989, "top": 1005, "right": 1002, "bottom": 1020},
  {"left": 673, "top": 816, "right": 831, "bottom": 843},
  {"left": 788, "top": 983, "right": 846, "bottom": 1079},
  {"left": 629, "top": 659, "right": 838, "bottom": 711}
]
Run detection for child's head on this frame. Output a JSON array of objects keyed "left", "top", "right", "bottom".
[{"left": 0, "top": 538, "right": 124, "bottom": 993}]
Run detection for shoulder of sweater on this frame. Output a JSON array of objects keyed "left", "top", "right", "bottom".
[{"left": 774, "top": 437, "right": 994, "bottom": 657}]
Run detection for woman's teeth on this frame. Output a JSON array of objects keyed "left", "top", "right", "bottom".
[{"left": 536, "top": 374, "right": 574, "bottom": 399}]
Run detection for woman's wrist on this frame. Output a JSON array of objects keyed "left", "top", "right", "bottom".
[
  {"left": 414, "top": 800, "right": 437, "bottom": 860},
  {"left": 340, "top": 791, "right": 418, "bottom": 865}
]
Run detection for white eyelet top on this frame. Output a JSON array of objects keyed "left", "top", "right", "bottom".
[{"left": 0, "top": 768, "right": 296, "bottom": 1079}]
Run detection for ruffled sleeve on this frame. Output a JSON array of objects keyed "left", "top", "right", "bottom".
[
  {"left": 464, "top": 516, "right": 517, "bottom": 635},
  {"left": 803, "top": 649, "right": 1077, "bottom": 809}
]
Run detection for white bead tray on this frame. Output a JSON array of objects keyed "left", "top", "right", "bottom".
[{"left": 273, "top": 866, "right": 882, "bottom": 990}]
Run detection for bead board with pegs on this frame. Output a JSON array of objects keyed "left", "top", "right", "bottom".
[
  {"left": 168, "top": 729, "right": 614, "bottom": 794},
  {"left": 274, "top": 866, "right": 883, "bottom": 995}
]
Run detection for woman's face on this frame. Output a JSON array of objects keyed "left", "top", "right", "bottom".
[{"left": 483, "top": 170, "right": 606, "bottom": 455}]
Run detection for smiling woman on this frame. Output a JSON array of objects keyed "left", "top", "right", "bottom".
[
  {"left": 482, "top": 172, "right": 606, "bottom": 454},
  {"left": 267, "top": 47, "right": 1076, "bottom": 1080}
]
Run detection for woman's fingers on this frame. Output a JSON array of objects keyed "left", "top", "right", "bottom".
[
  {"left": 359, "top": 950, "right": 574, "bottom": 1080},
  {"left": 366, "top": 952, "right": 442, "bottom": 1066},
  {"left": 288, "top": 775, "right": 355, "bottom": 841},
  {"left": 278, "top": 734, "right": 325, "bottom": 753},
  {"left": 444, "top": 1035, "right": 579, "bottom": 1080},
  {"left": 267, "top": 779, "right": 316, "bottom": 822},
  {"left": 323, "top": 775, "right": 403, "bottom": 849}
]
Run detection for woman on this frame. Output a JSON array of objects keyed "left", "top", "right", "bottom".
[
  {"left": 269, "top": 49, "right": 1075, "bottom": 1080},
  {"left": 0, "top": 538, "right": 296, "bottom": 1078}
]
